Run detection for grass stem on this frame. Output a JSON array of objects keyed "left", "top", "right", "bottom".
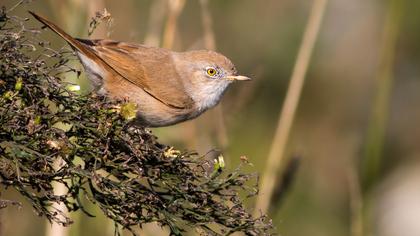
[{"left": 254, "top": 0, "right": 328, "bottom": 216}]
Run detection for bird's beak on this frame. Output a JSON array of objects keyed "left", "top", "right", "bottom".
[{"left": 224, "top": 75, "right": 252, "bottom": 81}]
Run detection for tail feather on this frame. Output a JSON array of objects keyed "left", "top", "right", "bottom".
[{"left": 28, "top": 11, "right": 98, "bottom": 61}]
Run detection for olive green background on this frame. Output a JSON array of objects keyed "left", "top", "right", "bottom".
[{"left": 1, "top": 0, "right": 420, "bottom": 235}]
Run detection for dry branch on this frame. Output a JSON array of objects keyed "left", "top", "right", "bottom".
[{"left": 0, "top": 7, "right": 273, "bottom": 236}]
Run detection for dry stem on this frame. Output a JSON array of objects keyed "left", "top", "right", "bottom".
[{"left": 254, "top": 0, "right": 328, "bottom": 215}]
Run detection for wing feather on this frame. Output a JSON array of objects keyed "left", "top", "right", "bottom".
[{"left": 78, "top": 39, "right": 194, "bottom": 109}]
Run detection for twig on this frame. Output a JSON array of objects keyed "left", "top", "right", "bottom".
[
  {"left": 45, "top": 160, "right": 69, "bottom": 236},
  {"left": 347, "top": 166, "right": 363, "bottom": 236},
  {"left": 362, "top": 0, "right": 404, "bottom": 189},
  {"left": 199, "top": 0, "right": 216, "bottom": 51},
  {"left": 162, "top": 0, "right": 186, "bottom": 49},
  {"left": 361, "top": 1, "right": 404, "bottom": 234},
  {"left": 269, "top": 155, "right": 300, "bottom": 209},
  {"left": 144, "top": 0, "right": 167, "bottom": 47},
  {"left": 254, "top": 0, "right": 328, "bottom": 216},
  {"left": 87, "top": 7, "right": 112, "bottom": 38},
  {"left": 6, "top": 0, "right": 27, "bottom": 13}
]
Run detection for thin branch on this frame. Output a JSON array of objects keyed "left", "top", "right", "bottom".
[
  {"left": 254, "top": 0, "right": 328, "bottom": 216},
  {"left": 162, "top": 0, "right": 186, "bottom": 49},
  {"left": 199, "top": 0, "right": 216, "bottom": 51},
  {"left": 362, "top": 0, "right": 404, "bottom": 189},
  {"left": 144, "top": 0, "right": 167, "bottom": 47},
  {"left": 347, "top": 166, "right": 363, "bottom": 236},
  {"left": 45, "top": 160, "right": 70, "bottom": 236}
]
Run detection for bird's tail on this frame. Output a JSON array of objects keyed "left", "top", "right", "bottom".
[{"left": 28, "top": 11, "right": 98, "bottom": 60}]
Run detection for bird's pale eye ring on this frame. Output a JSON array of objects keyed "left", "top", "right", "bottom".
[{"left": 206, "top": 67, "right": 218, "bottom": 77}]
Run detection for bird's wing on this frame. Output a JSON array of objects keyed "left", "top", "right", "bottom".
[
  {"left": 28, "top": 12, "right": 193, "bottom": 109},
  {"left": 78, "top": 39, "right": 195, "bottom": 110}
]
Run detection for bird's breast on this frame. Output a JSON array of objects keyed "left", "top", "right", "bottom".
[{"left": 188, "top": 81, "right": 230, "bottom": 112}]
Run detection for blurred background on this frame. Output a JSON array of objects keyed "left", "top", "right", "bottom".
[{"left": 1, "top": 0, "right": 420, "bottom": 235}]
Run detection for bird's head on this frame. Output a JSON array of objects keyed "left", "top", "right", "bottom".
[{"left": 173, "top": 50, "right": 251, "bottom": 111}]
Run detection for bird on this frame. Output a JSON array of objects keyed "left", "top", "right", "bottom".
[{"left": 28, "top": 11, "right": 251, "bottom": 127}]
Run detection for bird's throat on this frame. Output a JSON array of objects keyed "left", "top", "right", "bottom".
[{"left": 191, "top": 81, "right": 230, "bottom": 112}]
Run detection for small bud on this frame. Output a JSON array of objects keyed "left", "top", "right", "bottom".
[
  {"left": 240, "top": 155, "right": 253, "bottom": 166},
  {"left": 210, "top": 155, "right": 226, "bottom": 178},
  {"left": 213, "top": 155, "right": 225, "bottom": 171},
  {"left": 34, "top": 116, "right": 41, "bottom": 125},
  {"left": 67, "top": 85, "right": 80, "bottom": 91},
  {"left": 120, "top": 102, "right": 137, "bottom": 120},
  {"left": 3, "top": 91, "right": 13, "bottom": 100},
  {"left": 14, "top": 77, "right": 23, "bottom": 91},
  {"left": 217, "top": 155, "right": 225, "bottom": 168},
  {"left": 240, "top": 155, "right": 248, "bottom": 162},
  {"left": 164, "top": 147, "right": 181, "bottom": 158},
  {"left": 46, "top": 140, "right": 61, "bottom": 150}
]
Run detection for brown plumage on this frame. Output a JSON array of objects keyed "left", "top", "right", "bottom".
[{"left": 29, "top": 11, "right": 251, "bottom": 127}]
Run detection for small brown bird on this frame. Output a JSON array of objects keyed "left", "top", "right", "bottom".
[{"left": 29, "top": 11, "right": 251, "bottom": 127}]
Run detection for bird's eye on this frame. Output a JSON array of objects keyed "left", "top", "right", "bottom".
[{"left": 206, "top": 67, "right": 217, "bottom": 77}]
